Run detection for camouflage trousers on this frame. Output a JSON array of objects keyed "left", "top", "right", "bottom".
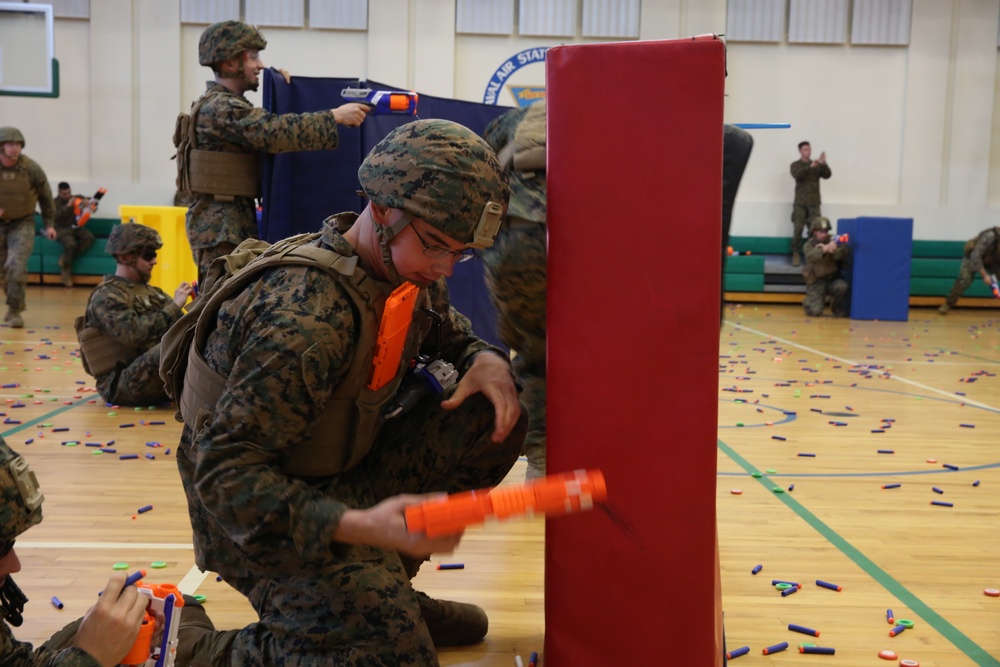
[
  {"left": 178, "top": 392, "right": 526, "bottom": 666},
  {"left": 791, "top": 203, "right": 822, "bottom": 255},
  {"left": 481, "top": 220, "right": 546, "bottom": 479},
  {"left": 95, "top": 344, "right": 170, "bottom": 406},
  {"left": 0, "top": 216, "right": 36, "bottom": 312},
  {"left": 803, "top": 275, "right": 849, "bottom": 317},
  {"left": 55, "top": 226, "right": 95, "bottom": 266},
  {"left": 944, "top": 257, "right": 1000, "bottom": 306},
  {"left": 41, "top": 594, "right": 237, "bottom": 667}
]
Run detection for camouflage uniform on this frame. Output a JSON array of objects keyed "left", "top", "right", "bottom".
[
  {"left": 0, "top": 134, "right": 54, "bottom": 321},
  {"left": 480, "top": 104, "right": 548, "bottom": 480},
  {"left": 0, "top": 435, "right": 235, "bottom": 665},
  {"left": 175, "top": 120, "right": 524, "bottom": 665},
  {"left": 53, "top": 194, "right": 95, "bottom": 281},
  {"left": 790, "top": 157, "right": 831, "bottom": 256},
  {"left": 83, "top": 275, "right": 182, "bottom": 406},
  {"left": 184, "top": 22, "right": 344, "bottom": 284},
  {"left": 942, "top": 226, "right": 1000, "bottom": 310},
  {"left": 802, "top": 219, "right": 850, "bottom": 317}
]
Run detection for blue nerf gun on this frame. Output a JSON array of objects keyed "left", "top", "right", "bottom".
[{"left": 341, "top": 87, "right": 418, "bottom": 115}]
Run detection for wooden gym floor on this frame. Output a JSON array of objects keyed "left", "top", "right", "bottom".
[{"left": 3, "top": 285, "right": 998, "bottom": 666}]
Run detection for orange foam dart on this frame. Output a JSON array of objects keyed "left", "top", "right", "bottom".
[
  {"left": 367, "top": 282, "right": 419, "bottom": 390},
  {"left": 405, "top": 469, "right": 607, "bottom": 537}
]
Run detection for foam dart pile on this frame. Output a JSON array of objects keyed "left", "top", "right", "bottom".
[{"left": 405, "top": 468, "right": 607, "bottom": 537}]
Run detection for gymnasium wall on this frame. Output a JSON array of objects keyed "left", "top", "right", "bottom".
[{"left": 0, "top": 0, "right": 999, "bottom": 240}]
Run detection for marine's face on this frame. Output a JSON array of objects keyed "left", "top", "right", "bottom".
[
  {"left": 814, "top": 228, "right": 830, "bottom": 243},
  {"left": 1, "top": 141, "right": 22, "bottom": 162},
  {"left": 0, "top": 543, "right": 20, "bottom": 586},
  {"left": 799, "top": 144, "right": 812, "bottom": 161},
  {"left": 241, "top": 49, "right": 265, "bottom": 91},
  {"left": 388, "top": 215, "right": 469, "bottom": 287},
  {"left": 57, "top": 187, "right": 72, "bottom": 202},
  {"left": 134, "top": 248, "right": 157, "bottom": 284}
]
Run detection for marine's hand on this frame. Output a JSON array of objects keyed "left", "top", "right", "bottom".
[
  {"left": 818, "top": 151, "right": 827, "bottom": 164},
  {"left": 44, "top": 227, "right": 57, "bottom": 241},
  {"left": 73, "top": 572, "right": 148, "bottom": 667},
  {"left": 173, "top": 282, "right": 194, "bottom": 306},
  {"left": 333, "top": 103, "right": 370, "bottom": 127},
  {"left": 277, "top": 67, "right": 292, "bottom": 84},
  {"left": 440, "top": 352, "right": 520, "bottom": 443},
  {"left": 336, "top": 494, "right": 463, "bottom": 557}
]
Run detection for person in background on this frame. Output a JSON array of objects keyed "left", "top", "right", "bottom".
[
  {"left": 789, "top": 141, "right": 831, "bottom": 267},
  {"left": 801, "top": 216, "right": 849, "bottom": 317},
  {"left": 938, "top": 226, "right": 1000, "bottom": 314},
  {"left": 76, "top": 223, "right": 193, "bottom": 406},
  {"left": 179, "top": 20, "right": 370, "bottom": 285},
  {"left": 52, "top": 182, "right": 96, "bottom": 288},
  {"left": 0, "top": 127, "right": 56, "bottom": 328}
]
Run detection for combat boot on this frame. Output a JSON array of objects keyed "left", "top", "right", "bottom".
[
  {"left": 415, "top": 590, "right": 489, "bottom": 647},
  {"left": 791, "top": 251, "right": 801, "bottom": 267},
  {"left": 524, "top": 442, "right": 546, "bottom": 481},
  {"left": 4, "top": 308, "right": 23, "bottom": 328},
  {"left": 58, "top": 257, "right": 74, "bottom": 287},
  {"left": 402, "top": 556, "right": 489, "bottom": 646},
  {"left": 938, "top": 303, "right": 951, "bottom": 315}
]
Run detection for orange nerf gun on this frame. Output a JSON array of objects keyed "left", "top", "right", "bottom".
[
  {"left": 73, "top": 188, "right": 107, "bottom": 227},
  {"left": 405, "top": 469, "right": 607, "bottom": 538},
  {"left": 120, "top": 573, "right": 185, "bottom": 667}
]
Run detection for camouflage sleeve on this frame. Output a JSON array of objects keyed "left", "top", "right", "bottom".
[
  {"left": 803, "top": 238, "right": 825, "bottom": 263},
  {"left": 968, "top": 229, "right": 998, "bottom": 273},
  {"left": 790, "top": 160, "right": 807, "bottom": 180},
  {"left": 87, "top": 284, "right": 182, "bottom": 349},
  {"left": 203, "top": 94, "right": 341, "bottom": 154},
  {"left": 819, "top": 162, "right": 832, "bottom": 179},
  {"left": 53, "top": 199, "right": 74, "bottom": 228},
  {"left": 424, "top": 278, "right": 507, "bottom": 373},
  {"left": 833, "top": 242, "right": 850, "bottom": 261},
  {"left": 0, "top": 624, "right": 102, "bottom": 667},
  {"left": 191, "top": 267, "right": 358, "bottom": 561},
  {"left": 25, "top": 158, "right": 55, "bottom": 228}
]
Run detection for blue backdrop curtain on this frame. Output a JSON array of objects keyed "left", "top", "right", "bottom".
[{"left": 260, "top": 69, "right": 510, "bottom": 347}]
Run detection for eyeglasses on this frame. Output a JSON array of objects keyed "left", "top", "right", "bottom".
[
  {"left": 0, "top": 539, "right": 13, "bottom": 558},
  {"left": 140, "top": 250, "right": 157, "bottom": 262},
  {"left": 410, "top": 225, "right": 475, "bottom": 263}
]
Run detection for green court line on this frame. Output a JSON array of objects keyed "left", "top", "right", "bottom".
[
  {"left": 719, "top": 438, "right": 1000, "bottom": 666},
  {"left": 2, "top": 395, "right": 98, "bottom": 439}
]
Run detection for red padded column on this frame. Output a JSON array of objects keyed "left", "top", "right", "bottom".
[{"left": 545, "top": 37, "right": 725, "bottom": 664}]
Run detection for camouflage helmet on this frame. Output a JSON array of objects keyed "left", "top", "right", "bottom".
[
  {"left": 0, "top": 127, "right": 25, "bottom": 146},
  {"left": 0, "top": 436, "right": 44, "bottom": 545},
  {"left": 811, "top": 216, "right": 832, "bottom": 232},
  {"left": 106, "top": 223, "right": 163, "bottom": 256},
  {"left": 198, "top": 20, "right": 267, "bottom": 66},
  {"left": 358, "top": 119, "right": 509, "bottom": 249}
]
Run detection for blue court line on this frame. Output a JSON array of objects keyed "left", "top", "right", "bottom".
[
  {"left": 1, "top": 395, "right": 96, "bottom": 439},
  {"left": 718, "top": 437, "right": 1000, "bottom": 666}
]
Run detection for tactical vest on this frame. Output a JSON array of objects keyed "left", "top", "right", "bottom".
[
  {"left": 74, "top": 280, "right": 149, "bottom": 377},
  {"left": 161, "top": 234, "right": 432, "bottom": 477},
  {"left": 174, "top": 90, "right": 261, "bottom": 200},
  {"left": 0, "top": 165, "right": 37, "bottom": 221}
]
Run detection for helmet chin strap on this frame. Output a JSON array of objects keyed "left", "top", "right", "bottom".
[
  {"left": 373, "top": 210, "right": 417, "bottom": 288},
  {"left": 0, "top": 576, "right": 28, "bottom": 627}
]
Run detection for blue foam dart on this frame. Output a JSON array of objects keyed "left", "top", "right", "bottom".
[{"left": 732, "top": 123, "right": 791, "bottom": 129}]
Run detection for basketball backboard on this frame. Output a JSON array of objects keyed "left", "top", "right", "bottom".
[{"left": 0, "top": 2, "right": 59, "bottom": 97}]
